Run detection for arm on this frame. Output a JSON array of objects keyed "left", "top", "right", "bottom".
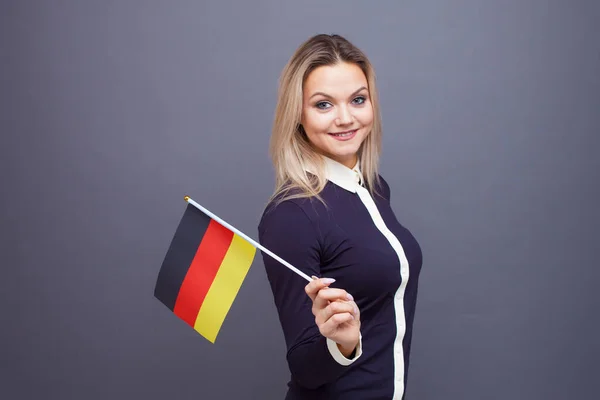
[{"left": 258, "top": 200, "right": 362, "bottom": 390}]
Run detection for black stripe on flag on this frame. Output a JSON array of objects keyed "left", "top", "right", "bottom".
[{"left": 154, "top": 203, "right": 211, "bottom": 310}]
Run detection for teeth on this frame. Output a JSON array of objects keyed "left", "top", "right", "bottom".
[{"left": 333, "top": 131, "right": 353, "bottom": 137}]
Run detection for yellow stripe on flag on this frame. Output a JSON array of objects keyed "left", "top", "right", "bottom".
[{"left": 194, "top": 234, "right": 256, "bottom": 342}]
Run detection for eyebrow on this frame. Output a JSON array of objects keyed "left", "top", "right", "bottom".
[{"left": 309, "top": 86, "right": 368, "bottom": 101}]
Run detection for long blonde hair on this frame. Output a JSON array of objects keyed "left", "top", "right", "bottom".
[{"left": 269, "top": 34, "right": 383, "bottom": 205}]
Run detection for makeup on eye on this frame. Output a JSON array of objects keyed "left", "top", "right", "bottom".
[
  {"left": 352, "top": 95, "right": 367, "bottom": 105},
  {"left": 314, "top": 95, "right": 369, "bottom": 110}
]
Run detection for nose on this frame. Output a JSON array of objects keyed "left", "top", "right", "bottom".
[{"left": 335, "top": 105, "right": 353, "bottom": 126}]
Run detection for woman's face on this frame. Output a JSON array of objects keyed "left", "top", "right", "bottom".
[{"left": 301, "top": 62, "right": 373, "bottom": 169}]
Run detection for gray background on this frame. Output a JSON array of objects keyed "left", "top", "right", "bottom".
[{"left": 1, "top": 1, "right": 599, "bottom": 399}]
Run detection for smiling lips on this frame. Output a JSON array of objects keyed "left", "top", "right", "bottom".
[{"left": 329, "top": 129, "right": 358, "bottom": 141}]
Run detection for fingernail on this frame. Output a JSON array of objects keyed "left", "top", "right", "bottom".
[
  {"left": 322, "top": 278, "right": 336, "bottom": 284},
  {"left": 354, "top": 306, "right": 359, "bottom": 315},
  {"left": 347, "top": 293, "right": 354, "bottom": 301},
  {"left": 311, "top": 275, "right": 318, "bottom": 280}
]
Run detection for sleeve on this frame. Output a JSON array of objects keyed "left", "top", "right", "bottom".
[{"left": 258, "top": 200, "right": 362, "bottom": 390}]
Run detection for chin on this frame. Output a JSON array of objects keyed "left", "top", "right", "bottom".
[{"left": 327, "top": 147, "right": 362, "bottom": 165}]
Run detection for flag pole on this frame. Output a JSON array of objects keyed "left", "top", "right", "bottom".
[{"left": 184, "top": 196, "right": 312, "bottom": 282}]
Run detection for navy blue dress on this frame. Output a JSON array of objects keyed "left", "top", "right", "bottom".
[{"left": 258, "top": 157, "right": 423, "bottom": 400}]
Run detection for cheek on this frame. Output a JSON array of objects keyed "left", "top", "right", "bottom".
[
  {"left": 356, "top": 107, "right": 374, "bottom": 127},
  {"left": 303, "top": 110, "right": 335, "bottom": 133}
]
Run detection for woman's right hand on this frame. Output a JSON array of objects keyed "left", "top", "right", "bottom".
[{"left": 305, "top": 277, "right": 361, "bottom": 357}]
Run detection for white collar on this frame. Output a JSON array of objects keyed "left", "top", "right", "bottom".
[{"left": 322, "top": 156, "right": 363, "bottom": 193}]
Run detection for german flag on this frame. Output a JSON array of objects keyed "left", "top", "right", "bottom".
[{"left": 154, "top": 201, "right": 256, "bottom": 343}]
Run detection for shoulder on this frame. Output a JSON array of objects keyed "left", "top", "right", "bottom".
[
  {"left": 258, "top": 194, "right": 318, "bottom": 235},
  {"left": 260, "top": 197, "right": 307, "bottom": 224},
  {"left": 257, "top": 195, "right": 326, "bottom": 253},
  {"left": 373, "top": 174, "right": 391, "bottom": 201}
]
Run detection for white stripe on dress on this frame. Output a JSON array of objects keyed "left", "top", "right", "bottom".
[{"left": 355, "top": 185, "right": 410, "bottom": 400}]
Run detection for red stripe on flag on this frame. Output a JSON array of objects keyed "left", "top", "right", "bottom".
[{"left": 173, "top": 220, "right": 234, "bottom": 327}]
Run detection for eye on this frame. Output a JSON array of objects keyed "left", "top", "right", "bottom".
[
  {"left": 352, "top": 96, "right": 367, "bottom": 105},
  {"left": 315, "top": 101, "right": 332, "bottom": 110}
]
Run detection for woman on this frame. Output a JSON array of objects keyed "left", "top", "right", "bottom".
[{"left": 258, "top": 34, "right": 423, "bottom": 400}]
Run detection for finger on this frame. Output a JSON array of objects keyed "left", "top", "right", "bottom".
[
  {"left": 305, "top": 277, "right": 336, "bottom": 302},
  {"left": 314, "top": 288, "right": 354, "bottom": 310},
  {"left": 319, "top": 312, "right": 355, "bottom": 335},
  {"left": 329, "top": 300, "right": 360, "bottom": 322},
  {"left": 343, "top": 300, "right": 360, "bottom": 320},
  {"left": 316, "top": 300, "right": 356, "bottom": 326}
]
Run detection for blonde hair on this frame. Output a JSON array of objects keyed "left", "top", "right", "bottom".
[{"left": 268, "top": 34, "right": 383, "bottom": 206}]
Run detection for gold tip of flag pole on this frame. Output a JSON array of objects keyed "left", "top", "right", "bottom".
[{"left": 184, "top": 195, "right": 190, "bottom": 202}]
